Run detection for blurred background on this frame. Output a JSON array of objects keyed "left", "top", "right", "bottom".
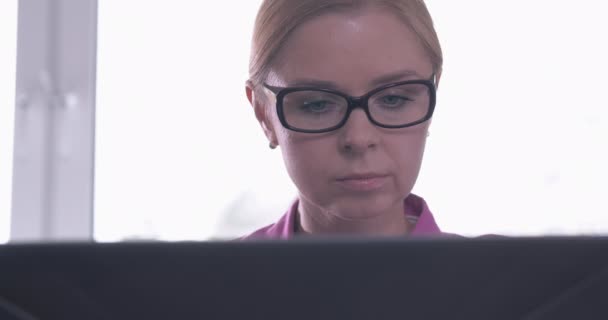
[{"left": 1, "top": 0, "right": 607, "bottom": 243}]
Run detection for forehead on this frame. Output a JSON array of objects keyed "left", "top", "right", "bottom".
[{"left": 270, "top": 7, "right": 433, "bottom": 93}]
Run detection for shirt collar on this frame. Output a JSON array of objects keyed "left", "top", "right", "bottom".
[{"left": 264, "top": 193, "right": 441, "bottom": 239}]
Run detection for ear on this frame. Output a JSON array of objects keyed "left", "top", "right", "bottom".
[{"left": 245, "top": 82, "right": 279, "bottom": 147}]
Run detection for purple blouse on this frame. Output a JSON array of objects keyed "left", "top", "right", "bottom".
[{"left": 243, "top": 193, "right": 450, "bottom": 239}]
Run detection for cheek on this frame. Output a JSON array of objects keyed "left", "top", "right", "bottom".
[
  {"left": 397, "top": 136, "right": 427, "bottom": 165},
  {"left": 279, "top": 135, "right": 335, "bottom": 197},
  {"left": 387, "top": 131, "right": 428, "bottom": 189}
]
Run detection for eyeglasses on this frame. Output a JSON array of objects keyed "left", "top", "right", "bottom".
[{"left": 263, "top": 75, "right": 437, "bottom": 133}]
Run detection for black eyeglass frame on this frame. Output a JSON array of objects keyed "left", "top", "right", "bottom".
[{"left": 263, "top": 75, "right": 437, "bottom": 133}]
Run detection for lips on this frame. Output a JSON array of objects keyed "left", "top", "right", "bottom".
[
  {"left": 337, "top": 173, "right": 387, "bottom": 180},
  {"left": 335, "top": 173, "right": 390, "bottom": 191}
]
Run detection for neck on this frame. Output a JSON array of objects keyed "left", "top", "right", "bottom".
[{"left": 295, "top": 197, "right": 411, "bottom": 237}]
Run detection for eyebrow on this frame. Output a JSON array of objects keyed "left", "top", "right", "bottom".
[
  {"left": 286, "top": 70, "right": 425, "bottom": 90},
  {"left": 371, "top": 70, "right": 423, "bottom": 86}
]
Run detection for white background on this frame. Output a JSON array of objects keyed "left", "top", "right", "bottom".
[
  {"left": 95, "top": 0, "right": 608, "bottom": 240},
  {"left": 0, "top": 0, "right": 17, "bottom": 243},
  {"left": 422, "top": 1, "right": 608, "bottom": 235},
  {"left": 2, "top": 1, "right": 607, "bottom": 242},
  {"left": 95, "top": 0, "right": 290, "bottom": 241}
]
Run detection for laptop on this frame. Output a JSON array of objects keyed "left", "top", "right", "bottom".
[{"left": 1, "top": 236, "right": 607, "bottom": 319}]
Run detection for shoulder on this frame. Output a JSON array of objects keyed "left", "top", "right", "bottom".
[
  {"left": 240, "top": 224, "right": 279, "bottom": 240},
  {"left": 240, "top": 199, "right": 299, "bottom": 240}
]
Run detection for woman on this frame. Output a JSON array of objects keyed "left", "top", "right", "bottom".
[{"left": 244, "top": 0, "right": 447, "bottom": 238}]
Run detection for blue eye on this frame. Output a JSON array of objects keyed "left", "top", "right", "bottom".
[
  {"left": 381, "top": 95, "right": 410, "bottom": 107},
  {"left": 301, "top": 101, "right": 332, "bottom": 113}
]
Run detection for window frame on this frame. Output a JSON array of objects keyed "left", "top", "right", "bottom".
[{"left": 10, "top": 0, "right": 97, "bottom": 242}]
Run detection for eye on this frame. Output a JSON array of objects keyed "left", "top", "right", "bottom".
[
  {"left": 301, "top": 101, "right": 334, "bottom": 113},
  {"left": 379, "top": 95, "right": 411, "bottom": 107}
]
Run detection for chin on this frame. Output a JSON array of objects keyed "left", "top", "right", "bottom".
[{"left": 329, "top": 192, "right": 399, "bottom": 220}]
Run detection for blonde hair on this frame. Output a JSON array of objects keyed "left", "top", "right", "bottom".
[{"left": 248, "top": 0, "right": 443, "bottom": 88}]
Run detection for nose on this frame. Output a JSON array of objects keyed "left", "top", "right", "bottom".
[{"left": 338, "top": 109, "right": 379, "bottom": 154}]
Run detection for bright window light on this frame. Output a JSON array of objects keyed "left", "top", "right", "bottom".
[
  {"left": 96, "top": 0, "right": 608, "bottom": 241},
  {"left": 95, "top": 0, "right": 296, "bottom": 241},
  {"left": 0, "top": 0, "right": 18, "bottom": 244}
]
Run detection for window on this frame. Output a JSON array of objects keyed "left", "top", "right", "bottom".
[
  {"left": 0, "top": 0, "right": 18, "bottom": 244},
  {"left": 6, "top": 0, "right": 604, "bottom": 242},
  {"left": 95, "top": 1, "right": 296, "bottom": 241},
  {"left": 420, "top": 0, "right": 608, "bottom": 235}
]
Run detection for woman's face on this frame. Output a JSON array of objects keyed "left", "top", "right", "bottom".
[{"left": 254, "top": 8, "right": 434, "bottom": 220}]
